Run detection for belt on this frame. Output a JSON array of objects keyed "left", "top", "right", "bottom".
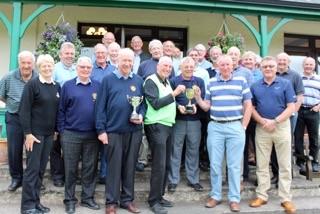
[{"left": 210, "top": 119, "right": 241, "bottom": 123}]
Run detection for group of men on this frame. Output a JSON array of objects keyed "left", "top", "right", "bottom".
[{"left": 0, "top": 30, "right": 319, "bottom": 214}]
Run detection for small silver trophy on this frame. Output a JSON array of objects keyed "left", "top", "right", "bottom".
[
  {"left": 185, "top": 88, "right": 195, "bottom": 114},
  {"left": 127, "top": 95, "right": 143, "bottom": 121}
]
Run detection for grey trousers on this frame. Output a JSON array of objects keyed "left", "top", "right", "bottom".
[
  {"left": 62, "top": 131, "right": 99, "bottom": 205},
  {"left": 168, "top": 120, "right": 201, "bottom": 184}
]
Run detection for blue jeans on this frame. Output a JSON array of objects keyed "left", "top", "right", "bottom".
[{"left": 207, "top": 120, "right": 245, "bottom": 202}]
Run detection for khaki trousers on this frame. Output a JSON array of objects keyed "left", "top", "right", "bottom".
[{"left": 255, "top": 119, "right": 292, "bottom": 202}]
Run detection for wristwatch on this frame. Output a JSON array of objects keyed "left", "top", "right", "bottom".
[{"left": 274, "top": 117, "right": 280, "bottom": 124}]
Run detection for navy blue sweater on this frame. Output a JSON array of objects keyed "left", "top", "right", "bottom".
[
  {"left": 170, "top": 75, "right": 205, "bottom": 121},
  {"left": 57, "top": 78, "right": 100, "bottom": 133},
  {"left": 95, "top": 72, "right": 145, "bottom": 134}
]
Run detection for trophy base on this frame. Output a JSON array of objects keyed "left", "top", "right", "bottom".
[
  {"left": 185, "top": 106, "right": 194, "bottom": 114},
  {"left": 130, "top": 114, "right": 140, "bottom": 121}
]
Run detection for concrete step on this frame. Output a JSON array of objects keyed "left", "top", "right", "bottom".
[
  {"left": 1, "top": 197, "right": 320, "bottom": 214},
  {"left": 0, "top": 173, "right": 319, "bottom": 203},
  {"left": 1, "top": 164, "right": 320, "bottom": 204}
]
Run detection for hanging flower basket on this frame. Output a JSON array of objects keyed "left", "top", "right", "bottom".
[
  {"left": 36, "top": 19, "right": 83, "bottom": 62},
  {"left": 208, "top": 16, "right": 245, "bottom": 53},
  {"left": 208, "top": 32, "right": 244, "bottom": 54}
]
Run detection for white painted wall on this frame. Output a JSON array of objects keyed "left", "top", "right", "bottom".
[{"left": 1, "top": 4, "right": 320, "bottom": 77}]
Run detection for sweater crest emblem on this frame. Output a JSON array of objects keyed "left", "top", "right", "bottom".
[
  {"left": 92, "top": 93, "right": 97, "bottom": 101},
  {"left": 130, "top": 85, "right": 136, "bottom": 92}
]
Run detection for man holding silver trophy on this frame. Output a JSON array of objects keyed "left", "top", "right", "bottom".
[
  {"left": 168, "top": 56, "right": 206, "bottom": 193},
  {"left": 95, "top": 48, "right": 145, "bottom": 214}
]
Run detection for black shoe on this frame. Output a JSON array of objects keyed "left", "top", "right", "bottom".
[
  {"left": 160, "top": 197, "right": 174, "bottom": 207},
  {"left": 21, "top": 208, "right": 44, "bottom": 214},
  {"left": 270, "top": 176, "right": 278, "bottom": 185},
  {"left": 188, "top": 182, "right": 204, "bottom": 192},
  {"left": 80, "top": 199, "right": 100, "bottom": 210},
  {"left": 167, "top": 183, "right": 177, "bottom": 193},
  {"left": 65, "top": 203, "right": 75, "bottom": 214},
  {"left": 312, "top": 163, "right": 319, "bottom": 172},
  {"left": 36, "top": 203, "right": 50, "bottom": 213},
  {"left": 8, "top": 180, "right": 22, "bottom": 192},
  {"left": 297, "top": 162, "right": 306, "bottom": 175},
  {"left": 98, "top": 177, "right": 106, "bottom": 184},
  {"left": 150, "top": 203, "right": 168, "bottom": 214},
  {"left": 53, "top": 180, "right": 64, "bottom": 187},
  {"left": 136, "top": 162, "right": 145, "bottom": 172}
]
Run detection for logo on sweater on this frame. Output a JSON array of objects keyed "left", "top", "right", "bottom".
[
  {"left": 56, "top": 92, "right": 60, "bottom": 98},
  {"left": 92, "top": 93, "right": 97, "bottom": 101},
  {"left": 130, "top": 85, "right": 136, "bottom": 92}
]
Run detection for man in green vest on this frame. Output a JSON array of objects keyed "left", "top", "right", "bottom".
[{"left": 144, "top": 56, "right": 185, "bottom": 214}]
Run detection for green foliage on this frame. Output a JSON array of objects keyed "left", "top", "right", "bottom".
[
  {"left": 208, "top": 32, "right": 244, "bottom": 54},
  {"left": 36, "top": 22, "right": 83, "bottom": 62}
]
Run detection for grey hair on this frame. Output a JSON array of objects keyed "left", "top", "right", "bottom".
[
  {"left": 118, "top": 48, "right": 134, "bottom": 59},
  {"left": 108, "top": 42, "right": 121, "bottom": 50},
  {"left": 94, "top": 43, "right": 107, "bottom": 53},
  {"left": 149, "top": 39, "right": 162, "bottom": 50},
  {"left": 18, "top": 50, "right": 35, "bottom": 63},
  {"left": 180, "top": 56, "right": 195, "bottom": 66},
  {"left": 242, "top": 51, "right": 257, "bottom": 61},
  {"left": 76, "top": 56, "right": 92, "bottom": 65},
  {"left": 209, "top": 46, "right": 222, "bottom": 54},
  {"left": 194, "top": 43, "right": 206, "bottom": 51},
  {"left": 60, "top": 42, "right": 75, "bottom": 53},
  {"left": 158, "top": 56, "right": 172, "bottom": 65}
]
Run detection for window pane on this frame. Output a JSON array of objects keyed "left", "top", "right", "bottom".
[
  {"left": 159, "top": 30, "right": 184, "bottom": 40},
  {"left": 125, "top": 28, "right": 152, "bottom": 37},
  {"left": 316, "top": 40, "right": 320, "bottom": 48},
  {"left": 284, "top": 37, "right": 309, "bottom": 47}
]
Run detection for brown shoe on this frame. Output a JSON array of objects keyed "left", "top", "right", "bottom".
[
  {"left": 120, "top": 202, "right": 140, "bottom": 213},
  {"left": 281, "top": 201, "right": 296, "bottom": 214},
  {"left": 205, "top": 198, "right": 221, "bottom": 208},
  {"left": 105, "top": 205, "right": 117, "bottom": 214},
  {"left": 249, "top": 197, "right": 267, "bottom": 208},
  {"left": 229, "top": 201, "right": 240, "bottom": 212}
]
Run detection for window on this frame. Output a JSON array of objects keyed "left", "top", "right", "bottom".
[
  {"left": 78, "top": 22, "right": 188, "bottom": 53},
  {"left": 284, "top": 33, "right": 320, "bottom": 72}
]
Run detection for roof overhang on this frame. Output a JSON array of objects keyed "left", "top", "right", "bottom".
[{"left": 2, "top": 0, "right": 320, "bottom": 21}]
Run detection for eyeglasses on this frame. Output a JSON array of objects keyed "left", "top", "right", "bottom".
[
  {"left": 78, "top": 65, "right": 92, "bottom": 69},
  {"left": 261, "top": 64, "right": 276, "bottom": 69}
]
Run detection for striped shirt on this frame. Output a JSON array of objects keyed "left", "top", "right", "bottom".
[
  {"left": 302, "top": 74, "right": 320, "bottom": 107},
  {"left": 205, "top": 74, "right": 252, "bottom": 121},
  {"left": 0, "top": 69, "right": 37, "bottom": 113}
]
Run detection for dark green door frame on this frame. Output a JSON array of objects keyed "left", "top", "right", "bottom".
[
  {"left": 231, "top": 14, "right": 292, "bottom": 56},
  {"left": 0, "top": 2, "right": 54, "bottom": 70}
]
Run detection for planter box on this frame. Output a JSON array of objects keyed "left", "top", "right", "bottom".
[{"left": 0, "top": 139, "right": 7, "bottom": 165}]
